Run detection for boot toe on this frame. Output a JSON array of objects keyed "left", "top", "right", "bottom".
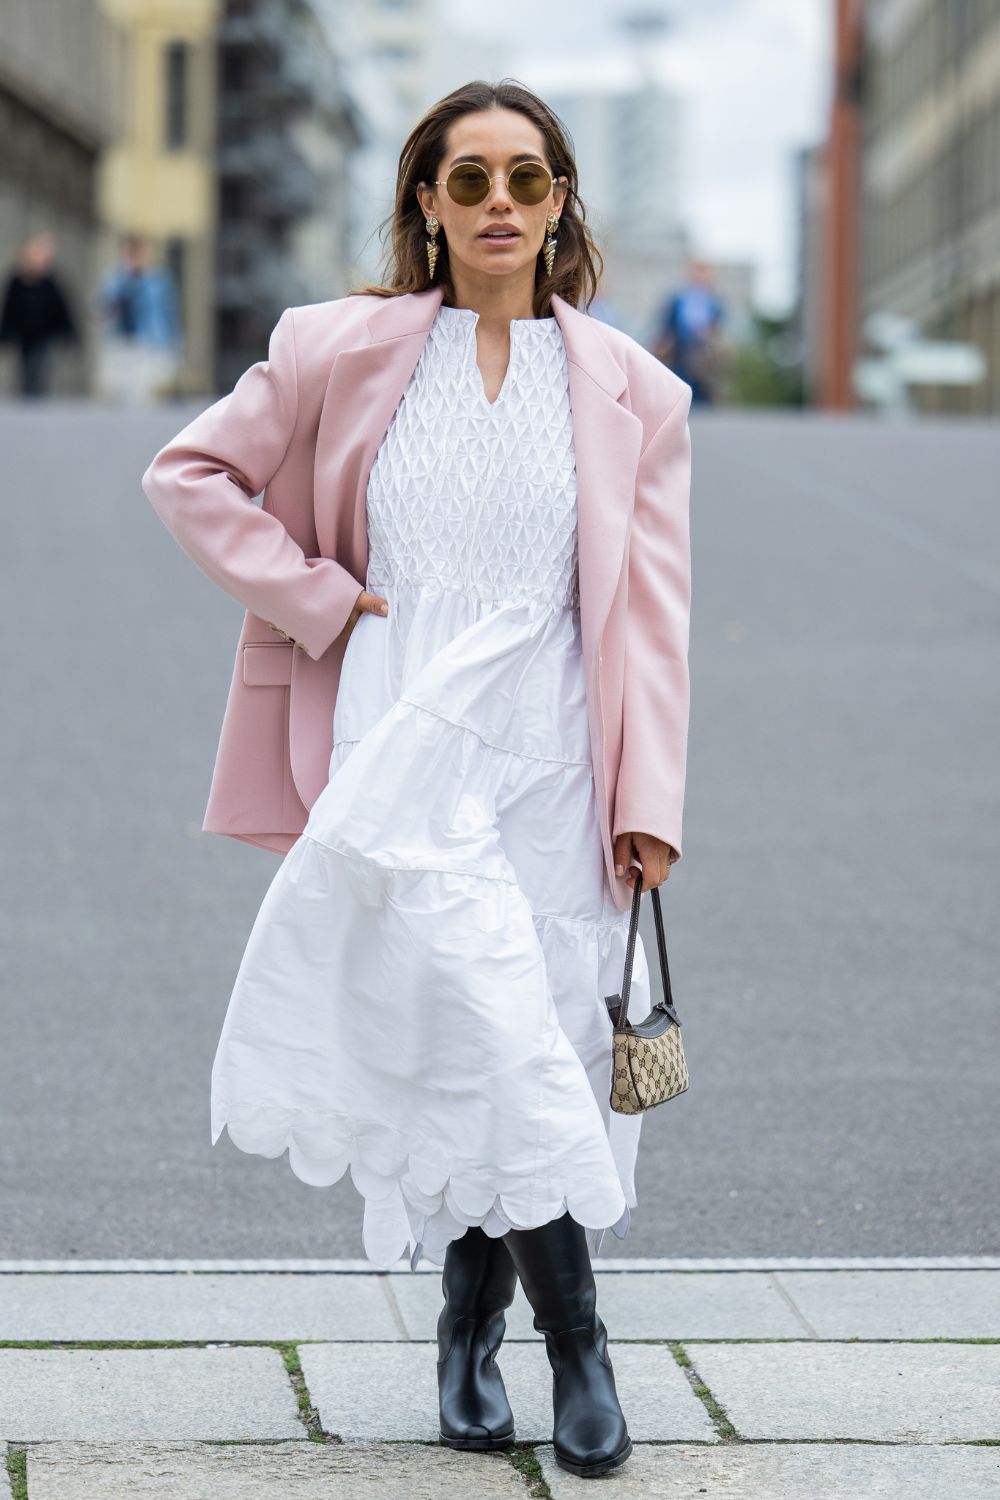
[
  {"left": 554, "top": 1432, "right": 633, "bottom": 1477},
  {"left": 440, "top": 1419, "right": 515, "bottom": 1450}
]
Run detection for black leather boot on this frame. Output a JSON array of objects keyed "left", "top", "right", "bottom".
[
  {"left": 436, "top": 1225, "right": 519, "bottom": 1449},
  {"left": 503, "top": 1210, "right": 632, "bottom": 1477}
]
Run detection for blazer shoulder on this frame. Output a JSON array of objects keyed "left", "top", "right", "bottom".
[
  {"left": 588, "top": 315, "right": 692, "bottom": 430},
  {"left": 273, "top": 292, "right": 382, "bottom": 394},
  {"left": 286, "top": 292, "right": 379, "bottom": 348}
]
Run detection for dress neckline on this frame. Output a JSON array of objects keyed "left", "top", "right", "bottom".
[{"left": 435, "top": 302, "right": 559, "bottom": 409}]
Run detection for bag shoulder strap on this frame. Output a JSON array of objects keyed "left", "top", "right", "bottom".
[{"left": 610, "top": 868, "right": 676, "bottom": 1031}]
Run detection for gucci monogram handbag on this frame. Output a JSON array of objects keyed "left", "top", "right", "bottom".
[{"left": 605, "top": 868, "right": 689, "bottom": 1114}]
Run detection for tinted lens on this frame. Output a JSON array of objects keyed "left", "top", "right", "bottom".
[
  {"left": 446, "top": 164, "right": 490, "bottom": 205},
  {"left": 508, "top": 163, "right": 552, "bottom": 204}
]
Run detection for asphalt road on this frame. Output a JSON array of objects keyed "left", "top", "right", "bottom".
[{"left": 1, "top": 400, "right": 997, "bottom": 1259}]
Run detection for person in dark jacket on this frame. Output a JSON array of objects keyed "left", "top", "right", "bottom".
[{"left": 0, "top": 231, "right": 80, "bottom": 398}]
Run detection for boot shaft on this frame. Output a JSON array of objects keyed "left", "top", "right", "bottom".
[
  {"left": 502, "top": 1210, "right": 598, "bottom": 1334},
  {"left": 438, "top": 1226, "right": 518, "bottom": 1335}
]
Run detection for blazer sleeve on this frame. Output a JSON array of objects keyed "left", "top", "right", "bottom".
[
  {"left": 140, "top": 306, "right": 364, "bottom": 662},
  {"left": 611, "top": 382, "right": 693, "bottom": 863}
]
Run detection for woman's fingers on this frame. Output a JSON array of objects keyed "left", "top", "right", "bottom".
[
  {"left": 356, "top": 589, "right": 389, "bottom": 617},
  {"left": 337, "top": 590, "right": 389, "bottom": 645},
  {"left": 618, "top": 832, "right": 673, "bottom": 891}
]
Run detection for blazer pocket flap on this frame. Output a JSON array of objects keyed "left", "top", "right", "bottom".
[{"left": 243, "top": 641, "right": 294, "bottom": 686}]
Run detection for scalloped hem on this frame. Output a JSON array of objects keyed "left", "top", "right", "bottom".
[
  {"left": 213, "top": 1105, "right": 636, "bottom": 1271},
  {"left": 407, "top": 1200, "right": 633, "bottom": 1271}
]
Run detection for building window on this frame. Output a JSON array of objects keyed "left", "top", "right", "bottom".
[
  {"left": 165, "top": 41, "right": 189, "bottom": 149},
  {"left": 165, "top": 237, "right": 187, "bottom": 336}
]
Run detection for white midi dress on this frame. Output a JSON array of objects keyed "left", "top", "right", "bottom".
[{"left": 210, "top": 301, "right": 654, "bottom": 1270}]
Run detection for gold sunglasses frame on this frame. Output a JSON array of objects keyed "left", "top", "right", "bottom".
[{"left": 427, "top": 161, "right": 566, "bottom": 207}]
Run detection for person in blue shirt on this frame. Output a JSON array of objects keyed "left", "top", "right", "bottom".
[
  {"left": 94, "top": 234, "right": 184, "bottom": 403},
  {"left": 655, "top": 259, "right": 725, "bottom": 405}
]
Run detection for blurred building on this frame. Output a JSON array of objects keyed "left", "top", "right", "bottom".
[
  {"left": 357, "top": 0, "right": 435, "bottom": 123},
  {"left": 97, "top": 0, "right": 218, "bottom": 395},
  {"left": 860, "top": 0, "right": 1000, "bottom": 413},
  {"left": 95, "top": 1, "right": 364, "bottom": 395},
  {"left": 337, "top": 0, "right": 440, "bottom": 286},
  {"left": 215, "top": 0, "right": 363, "bottom": 391},
  {"left": 0, "top": 0, "right": 124, "bottom": 394},
  {"left": 808, "top": 0, "right": 1000, "bottom": 413},
  {"left": 562, "top": 78, "right": 689, "bottom": 343},
  {"left": 795, "top": 142, "right": 828, "bottom": 406}
]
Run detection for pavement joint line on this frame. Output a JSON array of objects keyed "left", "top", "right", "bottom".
[
  {"left": 669, "top": 1342, "right": 739, "bottom": 1442},
  {"left": 2, "top": 1256, "right": 999, "bottom": 1272},
  {"left": 767, "top": 1269, "right": 821, "bottom": 1338},
  {"left": 276, "top": 1342, "right": 330, "bottom": 1444},
  {"left": 376, "top": 1275, "right": 411, "bottom": 1339}
]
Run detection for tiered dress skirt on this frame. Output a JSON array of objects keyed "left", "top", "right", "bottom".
[{"left": 209, "top": 303, "right": 653, "bottom": 1270}]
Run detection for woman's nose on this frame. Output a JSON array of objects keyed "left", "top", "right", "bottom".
[{"left": 482, "top": 174, "right": 515, "bottom": 208}]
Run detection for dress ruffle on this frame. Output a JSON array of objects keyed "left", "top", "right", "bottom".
[
  {"left": 215, "top": 1091, "right": 634, "bottom": 1270},
  {"left": 211, "top": 819, "right": 650, "bottom": 1269}
]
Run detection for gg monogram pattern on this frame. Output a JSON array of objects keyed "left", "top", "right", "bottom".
[{"left": 610, "top": 1022, "right": 689, "bottom": 1115}]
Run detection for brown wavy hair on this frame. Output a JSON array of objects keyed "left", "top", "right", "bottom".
[{"left": 349, "top": 78, "right": 605, "bottom": 316}]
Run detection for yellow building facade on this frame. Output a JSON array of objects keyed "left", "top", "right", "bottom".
[{"left": 97, "top": 0, "right": 219, "bottom": 393}]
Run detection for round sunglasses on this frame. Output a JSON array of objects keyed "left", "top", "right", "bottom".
[{"left": 428, "top": 161, "right": 564, "bottom": 208}]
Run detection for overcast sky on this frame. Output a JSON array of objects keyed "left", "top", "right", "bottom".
[{"left": 445, "top": 0, "right": 832, "bottom": 315}]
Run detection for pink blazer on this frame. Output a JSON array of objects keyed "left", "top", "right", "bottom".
[{"left": 141, "top": 284, "right": 693, "bottom": 913}]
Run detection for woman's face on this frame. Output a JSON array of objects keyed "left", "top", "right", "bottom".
[{"left": 417, "top": 108, "right": 568, "bottom": 285}]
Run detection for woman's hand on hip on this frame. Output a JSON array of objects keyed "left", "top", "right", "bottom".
[
  {"left": 613, "top": 831, "right": 676, "bottom": 892},
  {"left": 337, "top": 588, "right": 389, "bottom": 643}
]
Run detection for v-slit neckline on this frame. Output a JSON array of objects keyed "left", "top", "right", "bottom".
[{"left": 436, "top": 303, "right": 557, "bottom": 411}]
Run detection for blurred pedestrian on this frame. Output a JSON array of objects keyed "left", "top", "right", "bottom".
[
  {"left": 0, "top": 231, "right": 80, "bottom": 398},
  {"left": 94, "top": 233, "right": 183, "bottom": 404},
  {"left": 654, "top": 258, "right": 725, "bottom": 404}
]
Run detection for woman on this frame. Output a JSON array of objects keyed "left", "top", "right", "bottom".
[{"left": 142, "top": 79, "right": 692, "bottom": 1479}]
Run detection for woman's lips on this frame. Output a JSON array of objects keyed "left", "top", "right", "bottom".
[{"left": 479, "top": 229, "right": 520, "bottom": 241}]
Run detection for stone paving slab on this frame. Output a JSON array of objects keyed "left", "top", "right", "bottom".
[
  {"left": 298, "top": 1341, "right": 717, "bottom": 1443},
  {"left": 0, "top": 1348, "right": 303, "bottom": 1441},
  {"left": 538, "top": 1442, "right": 1000, "bottom": 1497},
  {"left": 687, "top": 1342, "right": 1000, "bottom": 1441},
  {"left": 23, "top": 1441, "right": 528, "bottom": 1499},
  {"left": 3, "top": 1270, "right": 999, "bottom": 1342},
  {"left": 0, "top": 1273, "right": 402, "bottom": 1342},
  {"left": 775, "top": 1270, "right": 1000, "bottom": 1339},
  {"left": 390, "top": 1271, "right": 809, "bottom": 1341}
]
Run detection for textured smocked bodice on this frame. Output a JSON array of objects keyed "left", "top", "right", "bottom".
[
  {"left": 365, "top": 302, "right": 580, "bottom": 609},
  {"left": 332, "top": 298, "right": 592, "bottom": 764}
]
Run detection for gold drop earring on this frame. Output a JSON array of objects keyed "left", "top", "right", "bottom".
[
  {"left": 542, "top": 212, "right": 559, "bottom": 275},
  {"left": 425, "top": 215, "right": 440, "bottom": 278}
]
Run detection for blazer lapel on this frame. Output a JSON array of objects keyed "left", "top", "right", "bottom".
[
  {"left": 313, "top": 284, "right": 643, "bottom": 662},
  {"left": 549, "top": 291, "right": 643, "bottom": 664},
  {"left": 313, "top": 288, "right": 449, "bottom": 571}
]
